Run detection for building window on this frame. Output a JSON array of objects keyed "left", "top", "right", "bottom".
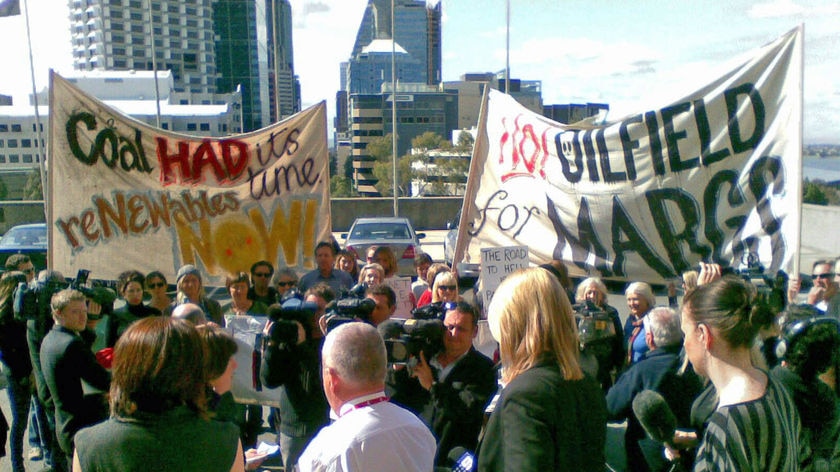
[
  {"left": 23, "top": 154, "right": 33, "bottom": 163},
  {"left": 9, "top": 155, "right": 19, "bottom": 163},
  {"left": 21, "top": 139, "right": 32, "bottom": 148},
  {"left": 186, "top": 123, "right": 197, "bottom": 131},
  {"left": 7, "top": 139, "right": 17, "bottom": 148},
  {"left": 0, "top": 124, "right": 7, "bottom": 132},
  {"left": 199, "top": 123, "right": 210, "bottom": 131},
  {"left": 11, "top": 124, "right": 21, "bottom": 132}
]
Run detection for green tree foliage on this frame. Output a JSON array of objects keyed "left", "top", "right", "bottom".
[
  {"left": 373, "top": 154, "right": 414, "bottom": 197},
  {"left": 455, "top": 131, "right": 475, "bottom": 153},
  {"left": 23, "top": 169, "right": 43, "bottom": 200},
  {"left": 330, "top": 175, "right": 356, "bottom": 197},
  {"left": 803, "top": 180, "right": 829, "bottom": 205}
]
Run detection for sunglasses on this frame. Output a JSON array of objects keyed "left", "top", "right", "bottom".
[
  {"left": 23, "top": 268, "right": 35, "bottom": 275},
  {"left": 147, "top": 282, "right": 166, "bottom": 289},
  {"left": 438, "top": 285, "right": 457, "bottom": 291},
  {"left": 253, "top": 272, "right": 272, "bottom": 278},
  {"left": 813, "top": 273, "right": 835, "bottom": 280},
  {"left": 277, "top": 281, "right": 296, "bottom": 287}
]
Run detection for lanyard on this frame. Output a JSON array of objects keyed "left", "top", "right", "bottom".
[{"left": 339, "top": 395, "right": 389, "bottom": 417}]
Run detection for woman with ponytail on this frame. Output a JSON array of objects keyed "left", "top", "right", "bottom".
[{"left": 681, "top": 275, "right": 809, "bottom": 471}]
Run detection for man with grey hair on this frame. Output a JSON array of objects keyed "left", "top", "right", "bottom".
[
  {"left": 606, "top": 306, "right": 703, "bottom": 472},
  {"left": 297, "top": 322, "right": 435, "bottom": 472}
]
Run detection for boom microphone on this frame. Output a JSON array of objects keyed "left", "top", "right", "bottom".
[{"left": 632, "top": 389, "right": 677, "bottom": 446}]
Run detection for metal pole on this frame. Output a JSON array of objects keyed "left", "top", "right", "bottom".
[
  {"left": 391, "top": 0, "right": 398, "bottom": 215},
  {"left": 505, "top": 0, "right": 510, "bottom": 95},
  {"left": 147, "top": 0, "right": 161, "bottom": 128},
  {"left": 22, "top": 0, "right": 48, "bottom": 223}
]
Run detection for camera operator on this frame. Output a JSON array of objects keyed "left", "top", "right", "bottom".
[
  {"left": 411, "top": 301, "right": 497, "bottom": 466},
  {"left": 260, "top": 283, "right": 333, "bottom": 471}
]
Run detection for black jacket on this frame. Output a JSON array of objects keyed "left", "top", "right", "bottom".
[
  {"left": 420, "top": 347, "right": 497, "bottom": 465},
  {"left": 259, "top": 330, "right": 329, "bottom": 437},
  {"left": 40, "top": 325, "right": 110, "bottom": 454},
  {"left": 606, "top": 345, "right": 703, "bottom": 472},
  {"left": 477, "top": 360, "right": 607, "bottom": 472}
]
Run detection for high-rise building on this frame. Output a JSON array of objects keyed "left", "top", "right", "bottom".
[
  {"left": 69, "top": 0, "right": 218, "bottom": 95},
  {"left": 340, "top": 0, "right": 443, "bottom": 195},
  {"left": 67, "top": 0, "right": 297, "bottom": 132}
]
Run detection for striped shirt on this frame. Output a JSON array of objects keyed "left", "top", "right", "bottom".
[{"left": 693, "top": 373, "right": 810, "bottom": 472}]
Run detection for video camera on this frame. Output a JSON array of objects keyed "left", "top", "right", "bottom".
[
  {"left": 729, "top": 253, "right": 788, "bottom": 315},
  {"left": 378, "top": 317, "right": 445, "bottom": 367},
  {"left": 14, "top": 269, "right": 117, "bottom": 322},
  {"left": 410, "top": 301, "right": 456, "bottom": 321},
  {"left": 572, "top": 301, "right": 617, "bottom": 356},
  {"left": 324, "top": 297, "right": 377, "bottom": 333},
  {"left": 265, "top": 296, "right": 319, "bottom": 345}
]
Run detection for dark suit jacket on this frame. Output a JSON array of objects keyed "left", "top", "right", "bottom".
[
  {"left": 421, "top": 347, "right": 497, "bottom": 465},
  {"left": 477, "top": 359, "right": 607, "bottom": 472},
  {"left": 606, "top": 345, "right": 703, "bottom": 472},
  {"left": 40, "top": 325, "right": 111, "bottom": 454}
]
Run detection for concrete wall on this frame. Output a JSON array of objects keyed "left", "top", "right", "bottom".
[{"left": 330, "top": 197, "right": 462, "bottom": 231}]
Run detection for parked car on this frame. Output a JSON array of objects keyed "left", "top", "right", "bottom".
[
  {"left": 341, "top": 217, "right": 425, "bottom": 277},
  {"left": 0, "top": 222, "right": 48, "bottom": 272},
  {"left": 443, "top": 210, "right": 460, "bottom": 265}
]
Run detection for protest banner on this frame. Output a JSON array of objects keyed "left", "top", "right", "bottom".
[
  {"left": 452, "top": 27, "right": 803, "bottom": 283},
  {"left": 480, "top": 245, "right": 529, "bottom": 308},
  {"left": 48, "top": 72, "right": 332, "bottom": 284}
]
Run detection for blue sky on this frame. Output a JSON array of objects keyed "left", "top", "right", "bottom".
[{"left": 1, "top": 0, "right": 837, "bottom": 143}]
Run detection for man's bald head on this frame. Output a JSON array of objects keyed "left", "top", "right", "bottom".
[
  {"left": 171, "top": 303, "right": 207, "bottom": 325},
  {"left": 322, "top": 322, "right": 386, "bottom": 389}
]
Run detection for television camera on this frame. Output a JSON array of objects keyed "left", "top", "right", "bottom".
[{"left": 14, "top": 269, "right": 117, "bottom": 322}]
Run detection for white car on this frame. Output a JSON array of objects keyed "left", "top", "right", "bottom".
[{"left": 341, "top": 217, "right": 426, "bottom": 277}]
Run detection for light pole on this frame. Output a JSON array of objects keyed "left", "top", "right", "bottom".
[{"left": 391, "top": 0, "right": 398, "bottom": 216}]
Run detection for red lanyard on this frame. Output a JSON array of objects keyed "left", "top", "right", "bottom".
[{"left": 340, "top": 395, "right": 389, "bottom": 417}]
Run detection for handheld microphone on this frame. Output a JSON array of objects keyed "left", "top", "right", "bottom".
[
  {"left": 632, "top": 389, "right": 677, "bottom": 446},
  {"left": 447, "top": 446, "right": 475, "bottom": 472}
]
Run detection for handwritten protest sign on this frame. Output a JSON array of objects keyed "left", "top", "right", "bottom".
[
  {"left": 384, "top": 276, "right": 414, "bottom": 317},
  {"left": 48, "top": 72, "right": 331, "bottom": 284},
  {"left": 480, "top": 245, "right": 529, "bottom": 308},
  {"left": 452, "top": 28, "right": 803, "bottom": 283}
]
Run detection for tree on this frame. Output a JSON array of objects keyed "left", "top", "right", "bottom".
[
  {"left": 23, "top": 169, "right": 43, "bottom": 200},
  {"left": 373, "top": 154, "right": 414, "bottom": 196},
  {"left": 803, "top": 181, "right": 829, "bottom": 205},
  {"left": 455, "top": 131, "right": 475, "bottom": 153},
  {"left": 412, "top": 131, "right": 446, "bottom": 152},
  {"left": 330, "top": 175, "right": 356, "bottom": 197}
]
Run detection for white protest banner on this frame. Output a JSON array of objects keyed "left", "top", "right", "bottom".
[
  {"left": 384, "top": 276, "right": 414, "bottom": 317},
  {"left": 480, "top": 245, "right": 529, "bottom": 308},
  {"left": 453, "top": 27, "right": 803, "bottom": 283},
  {"left": 48, "top": 72, "right": 331, "bottom": 284},
  {"left": 224, "top": 314, "right": 282, "bottom": 406}
]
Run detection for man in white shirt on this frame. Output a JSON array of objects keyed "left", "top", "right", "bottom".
[{"left": 297, "top": 322, "right": 436, "bottom": 472}]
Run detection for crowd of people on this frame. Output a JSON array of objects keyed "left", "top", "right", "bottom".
[{"left": 1, "top": 245, "right": 839, "bottom": 471}]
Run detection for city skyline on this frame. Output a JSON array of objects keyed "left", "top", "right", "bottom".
[{"left": 1, "top": 0, "right": 837, "bottom": 143}]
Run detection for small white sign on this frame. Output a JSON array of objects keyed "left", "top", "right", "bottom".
[{"left": 481, "top": 245, "right": 529, "bottom": 308}]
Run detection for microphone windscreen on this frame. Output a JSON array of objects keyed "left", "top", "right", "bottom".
[
  {"left": 377, "top": 319, "right": 404, "bottom": 340},
  {"left": 632, "top": 389, "right": 677, "bottom": 445}
]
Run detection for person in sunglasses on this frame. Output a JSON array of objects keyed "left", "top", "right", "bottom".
[
  {"left": 145, "top": 271, "right": 172, "bottom": 316},
  {"left": 248, "top": 261, "right": 279, "bottom": 306},
  {"left": 274, "top": 267, "right": 299, "bottom": 300},
  {"left": 790, "top": 260, "right": 840, "bottom": 320},
  {"left": 431, "top": 271, "right": 461, "bottom": 305}
]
